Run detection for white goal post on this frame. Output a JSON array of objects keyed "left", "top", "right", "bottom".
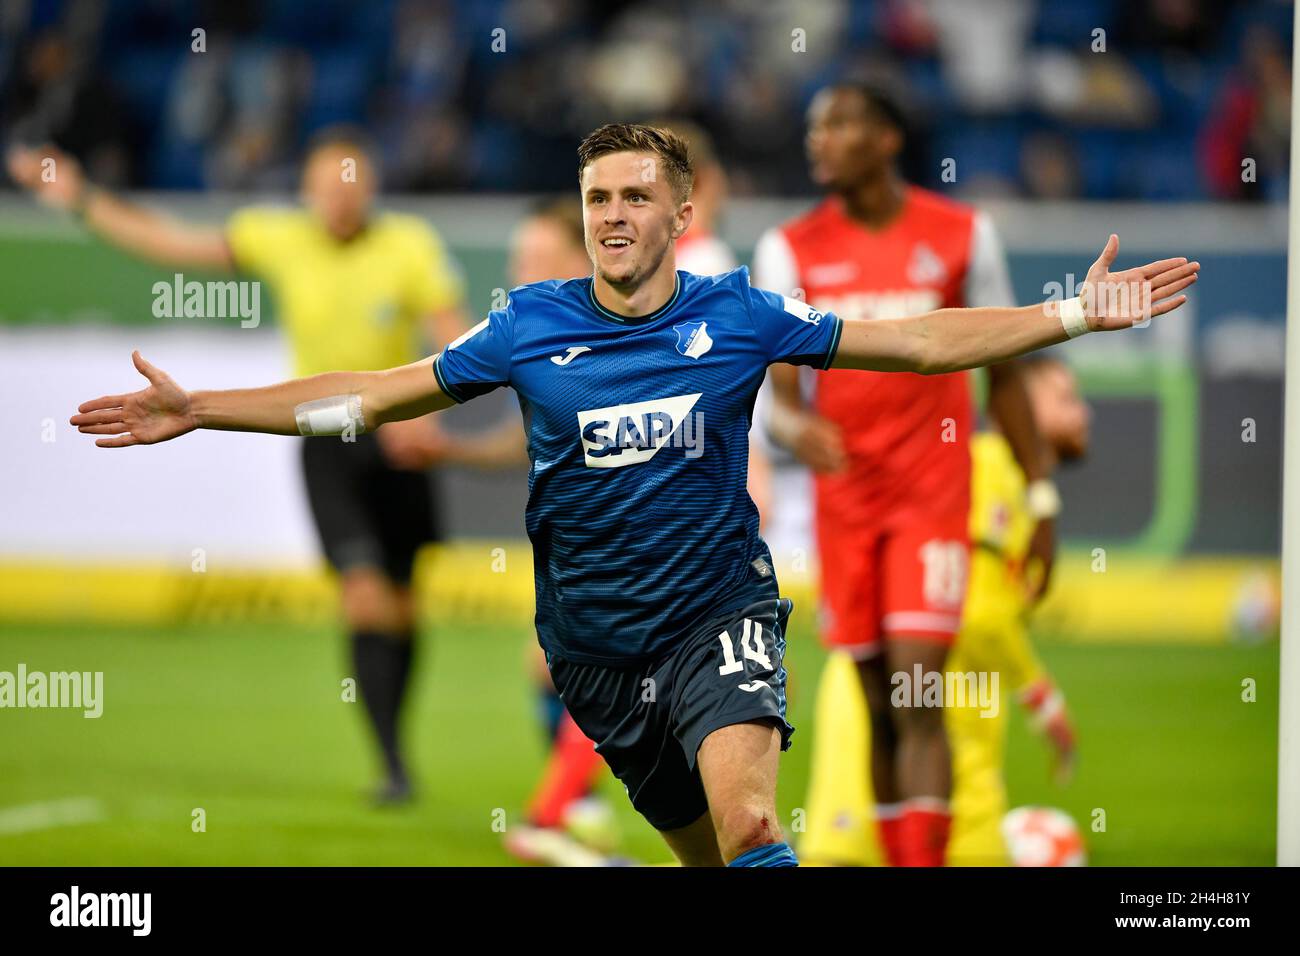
[{"left": 1278, "top": 0, "right": 1300, "bottom": 867}]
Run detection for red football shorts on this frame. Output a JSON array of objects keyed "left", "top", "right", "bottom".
[{"left": 817, "top": 518, "right": 971, "bottom": 658}]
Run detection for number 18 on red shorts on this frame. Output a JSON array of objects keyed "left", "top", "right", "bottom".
[{"left": 816, "top": 520, "right": 971, "bottom": 658}]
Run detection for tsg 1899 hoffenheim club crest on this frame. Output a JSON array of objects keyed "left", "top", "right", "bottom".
[{"left": 673, "top": 320, "right": 713, "bottom": 359}]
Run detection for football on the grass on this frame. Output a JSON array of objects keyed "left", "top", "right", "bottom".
[{"left": 1002, "top": 807, "right": 1087, "bottom": 867}]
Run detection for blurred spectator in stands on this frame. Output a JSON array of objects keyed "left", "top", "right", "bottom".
[
  {"left": 4, "top": 19, "right": 131, "bottom": 186},
  {"left": 926, "top": 0, "right": 1036, "bottom": 113},
  {"left": 1028, "top": 48, "right": 1158, "bottom": 128},
  {"left": 0, "top": 0, "right": 1290, "bottom": 201},
  {"left": 1126, "top": 0, "right": 1233, "bottom": 57},
  {"left": 204, "top": 46, "right": 310, "bottom": 190},
  {"left": 1200, "top": 22, "right": 1291, "bottom": 201},
  {"left": 1021, "top": 131, "right": 1083, "bottom": 199},
  {"left": 376, "top": 0, "right": 473, "bottom": 190}
]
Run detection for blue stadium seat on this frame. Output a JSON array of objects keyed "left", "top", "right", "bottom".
[
  {"left": 149, "top": 134, "right": 206, "bottom": 189},
  {"left": 1122, "top": 135, "right": 1205, "bottom": 200},
  {"left": 109, "top": 45, "right": 184, "bottom": 126},
  {"left": 930, "top": 121, "right": 1024, "bottom": 184},
  {"left": 1033, "top": 0, "right": 1115, "bottom": 48},
  {"left": 901, "top": 57, "right": 950, "bottom": 115},
  {"left": 261, "top": 0, "right": 354, "bottom": 45},
  {"left": 1074, "top": 128, "right": 1123, "bottom": 197},
  {"left": 302, "top": 47, "right": 372, "bottom": 133},
  {"left": 467, "top": 120, "right": 525, "bottom": 189},
  {"left": 845, "top": 0, "right": 878, "bottom": 45},
  {"left": 100, "top": 0, "right": 200, "bottom": 50}
]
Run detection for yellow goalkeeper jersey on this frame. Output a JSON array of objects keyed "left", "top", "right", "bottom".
[
  {"left": 964, "top": 431, "right": 1036, "bottom": 630},
  {"left": 958, "top": 429, "right": 1046, "bottom": 691},
  {"left": 226, "top": 207, "right": 464, "bottom": 378}
]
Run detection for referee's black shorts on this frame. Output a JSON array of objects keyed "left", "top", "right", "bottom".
[{"left": 299, "top": 433, "right": 443, "bottom": 585}]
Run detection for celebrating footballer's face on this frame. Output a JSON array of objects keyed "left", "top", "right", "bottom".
[
  {"left": 580, "top": 150, "right": 692, "bottom": 292},
  {"left": 805, "top": 85, "right": 902, "bottom": 192},
  {"left": 301, "top": 141, "right": 377, "bottom": 241}
]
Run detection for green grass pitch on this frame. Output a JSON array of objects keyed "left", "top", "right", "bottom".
[{"left": 0, "top": 613, "right": 1278, "bottom": 865}]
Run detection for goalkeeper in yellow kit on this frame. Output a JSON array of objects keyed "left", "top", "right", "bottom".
[{"left": 801, "top": 355, "right": 1091, "bottom": 865}]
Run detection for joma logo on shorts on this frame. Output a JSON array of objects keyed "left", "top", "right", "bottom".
[{"left": 577, "top": 393, "right": 703, "bottom": 468}]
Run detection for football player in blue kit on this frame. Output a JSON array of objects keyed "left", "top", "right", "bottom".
[{"left": 70, "top": 124, "right": 1197, "bottom": 867}]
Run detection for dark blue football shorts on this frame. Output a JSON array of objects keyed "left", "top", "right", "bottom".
[{"left": 547, "top": 593, "right": 795, "bottom": 832}]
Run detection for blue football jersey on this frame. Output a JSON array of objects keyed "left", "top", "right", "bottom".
[{"left": 434, "top": 267, "right": 843, "bottom": 665}]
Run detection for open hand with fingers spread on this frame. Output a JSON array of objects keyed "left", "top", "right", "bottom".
[
  {"left": 1077, "top": 234, "right": 1199, "bottom": 331},
  {"left": 70, "top": 351, "right": 197, "bottom": 448}
]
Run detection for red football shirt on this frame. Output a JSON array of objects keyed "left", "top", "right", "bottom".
[{"left": 754, "top": 186, "right": 1014, "bottom": 532}]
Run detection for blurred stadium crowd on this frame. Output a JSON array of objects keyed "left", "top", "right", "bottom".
[{"left": 0, "top": 0, "right": 1293, "bottom": 199}]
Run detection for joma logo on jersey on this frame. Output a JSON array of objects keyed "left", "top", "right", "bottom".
[{"left": 577, "top": 393, "right": 703, "bottom": 468}]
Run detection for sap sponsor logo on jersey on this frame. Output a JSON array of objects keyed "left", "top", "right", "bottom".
[
  {"left": 672, "top": 320, "right": 713, "bottom": 358},
  {"left": 577, "top": 393, "right": 704, "bottom": 468},
  {"left": 814, "top": 289, "right": 943, "bottom": 323},
  {"left": 780, "top": 296, "right": 826, "bottom": 326}
]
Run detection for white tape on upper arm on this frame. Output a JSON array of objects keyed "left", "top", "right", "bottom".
[{"left": 295, "top": 394, "right": 366, "bottom": 436}]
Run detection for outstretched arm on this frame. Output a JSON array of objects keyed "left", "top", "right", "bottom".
[
  {"left": 8, "top": 145, "right": 233, "bottom": 271},
  {"left": 71, "top": 351, "right": 454, "bottom": 448},
  {"left": 831, "top": 236, "right": 1199, "bottom": 373}
]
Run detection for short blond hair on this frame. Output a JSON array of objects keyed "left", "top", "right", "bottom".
[{"left": 577, "top": 123, "right": 694, "bottom": 204}]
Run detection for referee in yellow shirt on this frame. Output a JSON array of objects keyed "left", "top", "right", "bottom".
[{"left": 9, "top": 129, "right": 467, "bottom": 804}]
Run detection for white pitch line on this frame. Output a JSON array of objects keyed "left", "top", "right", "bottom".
[{"left": 0, "top": 797, "right": 106, "bottom": 835}]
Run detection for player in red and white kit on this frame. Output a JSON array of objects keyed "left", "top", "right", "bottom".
[{"left": 755, "top": 83, "right": 1057, "bottom": 866}]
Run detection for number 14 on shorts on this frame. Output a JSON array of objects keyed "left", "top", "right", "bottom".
[{"left": 718, "top": 619, "right": 772, "bottom": 684}]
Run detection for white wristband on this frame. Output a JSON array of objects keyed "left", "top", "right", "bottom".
[
  {"left": 1058, "top": 296, "right": 1090, "bottom": 338},
  {"left": 295, "top": 394, "right": 366, "bottom": 436},
  {"left": 1026, "top": 478, "right": 1062, "bottom": 519}
]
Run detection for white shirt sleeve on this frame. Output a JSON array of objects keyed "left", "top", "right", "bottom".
[
  {"left": 750, "top": 227, "right": 809, "bottom": 465},
  {"left": 964, "top": 211, "right": 1016, "bottom": 308},
  {"left": 751, "top": 227, "right": 801, "bottom": 298}
]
